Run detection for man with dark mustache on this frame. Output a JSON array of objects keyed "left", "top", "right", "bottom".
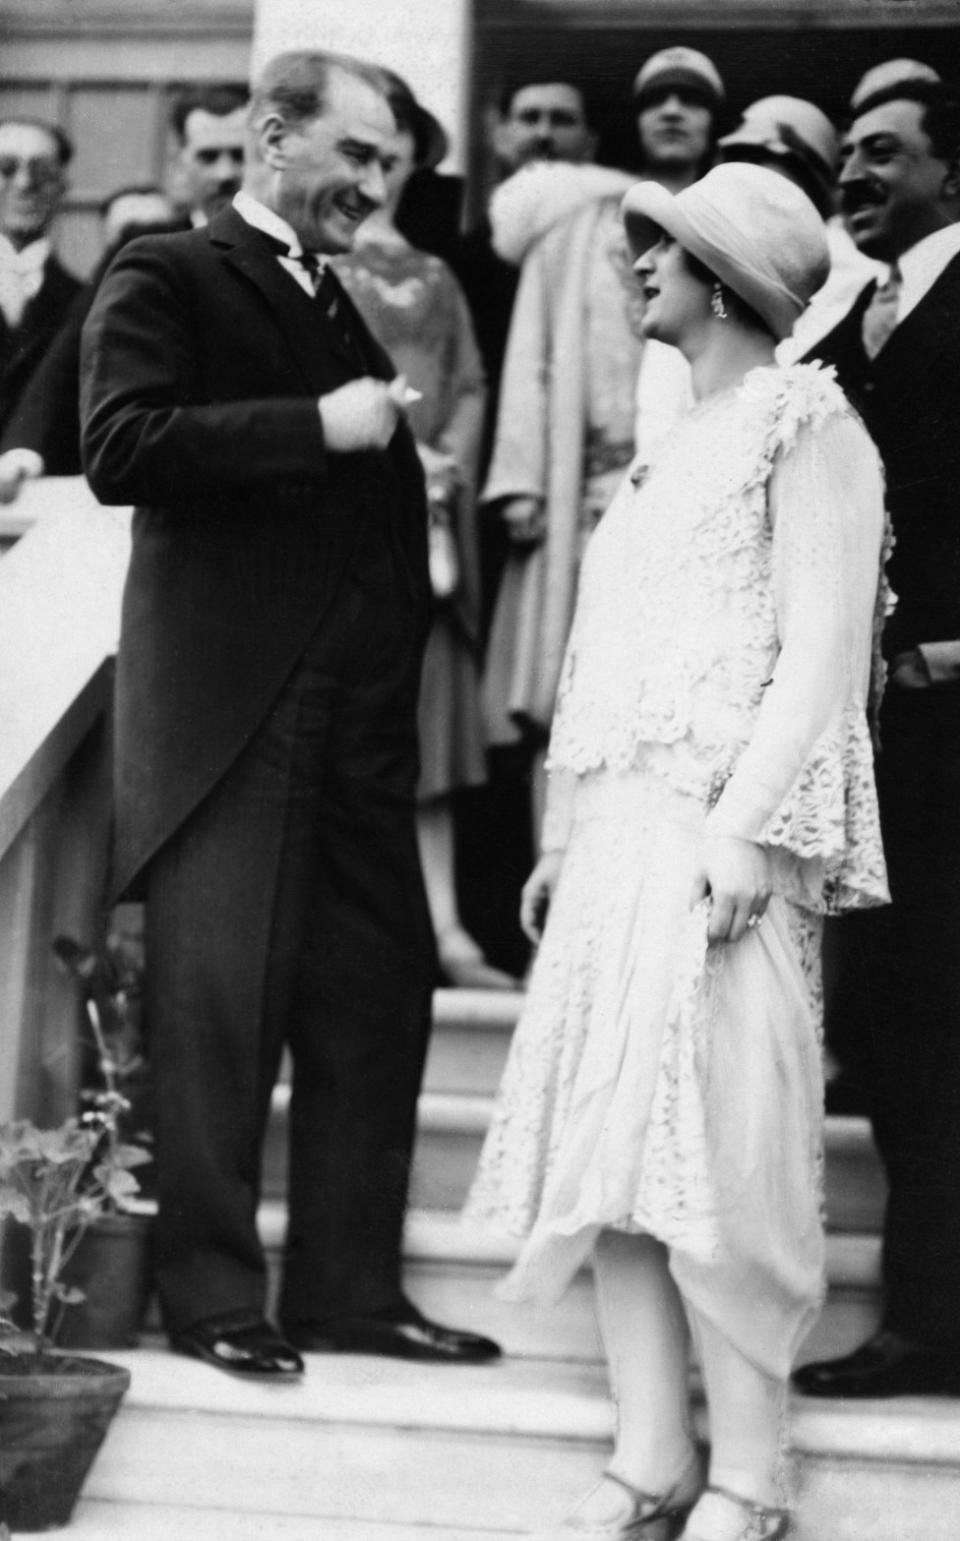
[
  {"left": 793, "top": 77, "right": 960, "bottom": 1400},
  {"left": 81, "top": 49, "right": 500, "bottom": 1379}
]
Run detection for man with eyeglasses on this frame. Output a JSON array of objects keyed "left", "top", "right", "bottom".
[{"left": 0, "top": 118, "right": 80, "bottom": 439}]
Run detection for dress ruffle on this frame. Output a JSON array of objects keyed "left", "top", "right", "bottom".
[{"left": 759, "top": 705, "right": 889, "bottom": 912}]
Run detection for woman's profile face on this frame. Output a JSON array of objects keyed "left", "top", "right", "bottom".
[{"left": 634, "top": 235, "right": 711, "bottom": 345}]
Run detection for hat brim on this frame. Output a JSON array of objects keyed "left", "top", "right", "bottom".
[
  {"left": 620, "top": 179, "right": 802, "bottom": 341},
  {"left": 633, "top": 66, "right": 723, "bottom": 107},
  {"left": 621, "top": 180, "right": 696, "bottom": 264}
]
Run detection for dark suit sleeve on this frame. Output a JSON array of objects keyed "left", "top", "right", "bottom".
[
  {"left": 0, "top": 291, "right": 87, "bottom": 472},
  {"left": 80, "top": 238, "right": 328, "bottom": 505}
]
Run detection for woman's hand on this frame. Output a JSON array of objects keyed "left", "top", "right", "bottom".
[
  {"left": 521, "top": 851, "right": 564, "bottom": 944},
  {"left": 501, "top": 495, "right": 547, "bottom": 546},
  {"left": 689, "top": 834, "right": 772, "bottom": 944}
]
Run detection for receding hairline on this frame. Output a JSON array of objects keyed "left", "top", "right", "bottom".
[{"left": 249, "top": 50, "right": 392, "bottom": 130}]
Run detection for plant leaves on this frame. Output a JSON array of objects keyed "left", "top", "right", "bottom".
[{"left": 0, "top": 1192, "right": 30, "bottom": 1222}]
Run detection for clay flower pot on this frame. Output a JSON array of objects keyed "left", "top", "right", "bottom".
[
  {"left": 55, "top": 1207, "right": 155, "bottom": 1350},
  {"left": 0, "top": 1353, "right": 130, "bottom": 1530}
]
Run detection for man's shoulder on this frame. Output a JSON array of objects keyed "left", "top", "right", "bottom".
[
  {"left": 911, "top": 248, "right": 960, "bottom": 316},
  {"left": 97, "top": 224, "right": 228, "bottom": 299}
]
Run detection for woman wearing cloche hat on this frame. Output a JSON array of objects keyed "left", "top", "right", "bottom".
[{"left": 467, "top": 163, "right": 891, "bottom": 1540}]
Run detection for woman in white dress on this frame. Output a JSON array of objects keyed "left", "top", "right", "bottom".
[{"left": 465, "top": 164, "right": 890, "bottom": 1541}]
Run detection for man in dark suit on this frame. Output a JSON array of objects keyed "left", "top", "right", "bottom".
[
  {"left": 81, "top": 49, "right": 500, "bottom": 1378},
  {"left": 0, "top": 186, "right": 182, "bottom": 488},
  {"left": 793, "top": 79, "right": 960, "bottom": 1399},
  {"left": 0, "top": 83, "right": 247, "bottom": 495},
  {"left": 0, "top": 117, "right": 80, "bottom": 439}
]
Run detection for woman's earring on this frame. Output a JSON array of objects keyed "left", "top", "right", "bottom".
[{"left": 711, "top": 282, "right": 728, "bottom": 320}]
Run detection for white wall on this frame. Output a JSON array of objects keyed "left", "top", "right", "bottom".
[{"left": 251, "top": 0, "right": 472, "bottom": 171}]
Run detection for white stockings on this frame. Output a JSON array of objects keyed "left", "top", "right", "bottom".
[{"left": 593, "top": 1229, "right": 785, "bottom": 1510}]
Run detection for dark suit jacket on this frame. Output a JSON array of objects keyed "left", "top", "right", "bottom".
[
  {"left": 81, "top": 207, "right": 430, "bottom": 899},
  {"left": 808, "top": 252, "right": 960, "bottom": 660},
  {"left": 0, "top": 254, "right": 82, "bottom": 438}
]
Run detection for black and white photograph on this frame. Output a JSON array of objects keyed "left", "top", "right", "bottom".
[{"left": 0, "top": 2, "right": 959, "bottom": 1537}]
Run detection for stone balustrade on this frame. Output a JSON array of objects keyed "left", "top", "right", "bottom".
[{"left": 0, "top": 478, "right": 130, "bottom": 1126}]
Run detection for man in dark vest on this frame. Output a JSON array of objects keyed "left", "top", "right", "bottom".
[
  {"left": 794, "top": 79, "right": 960, "bottom": 1398},
  {"left": 0, "top": 118, "right": 80, "bottom": 440},
  {"left": 0, "top": 186, "right": 182, "bottom": 488},
  {"left": 81, "top": 49, "right": 499, "bottom": 1378}
]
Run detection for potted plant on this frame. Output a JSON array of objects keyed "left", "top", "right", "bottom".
[
  {"left": 0, "top": 1115, "right": 148, "bottom": 1530},
  {"left": 51, "top": 932, "right": 156, "bottom": 1350}
]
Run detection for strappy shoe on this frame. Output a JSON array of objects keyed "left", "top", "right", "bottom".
[
  {"left": 679, "top": 1486, "right": 789, "bottom": 1541},
  {"left": 529, "top": 1455, "right": 702, "bottom": 1540}
]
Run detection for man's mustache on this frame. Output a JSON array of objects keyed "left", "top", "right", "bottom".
[{"left": 841, "top": 179, "right": 886, "bottom": 213}]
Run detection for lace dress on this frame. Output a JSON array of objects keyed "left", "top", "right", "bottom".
[{"left": 465, "top": 364, "right": 890, "bottom": 1378}]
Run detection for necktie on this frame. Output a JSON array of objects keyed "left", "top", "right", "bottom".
[
  {"left": 861, "top": 263, "right": 902, "bottom": 360},
  {"left": 293, "top": 250, "right": 361, "bottom": 360}
]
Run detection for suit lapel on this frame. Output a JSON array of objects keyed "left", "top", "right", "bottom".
[
  {"left": 870, "top": 254, "right": 960, "bottom": 386},
  {"left": 208, "top": 208, "right": 364, "bottom": 390}
]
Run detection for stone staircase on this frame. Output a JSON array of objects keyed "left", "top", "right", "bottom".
[{"left": 69, "top": 988, "right": 960, "bottom": 1541}]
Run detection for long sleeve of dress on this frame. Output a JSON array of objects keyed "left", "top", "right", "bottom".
[
  {"left": 436, "top": 279, "right": 485, "bottom": 487},
  {"left": 705, "top": 409, "right": 888, "bottom": 904},
  {"left": 434, "top": 275, "right": 486, "bottom": 642},
  {"left": 480, "top": 242, "right": 550, "bottom": 508}
]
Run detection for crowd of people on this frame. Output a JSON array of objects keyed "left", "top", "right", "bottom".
[{"left": 2, "top": 35, "right": 960, "bottom": 1541}]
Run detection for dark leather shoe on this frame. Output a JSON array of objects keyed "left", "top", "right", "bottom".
[
  {"left": 171, "top": 1315, "right": 305, "bottom": 1378},
  {"left": 793, "top": 1328, "right": 960, "bottom": 1398},
  {"left": 283, "top": 1303, "right": 501, "bottom": 1363}
]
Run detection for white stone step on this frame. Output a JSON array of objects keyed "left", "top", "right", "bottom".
[
  {"left": 242, "top": 1206, "right": 882, "bottom": 1369},
  {"left": 425, "top": 987, "right": 525, "bottom": 1096},
  {"left": 264, "top": 1077, "right": 887, "bottom": 1234},
  {"left": 71, "top": 1502, "right": 511, "bottom": 1540},
  {"left": 144, "top": 1205, "right": 881, "bottom": 1372},
  {"left": 406, "top": 1096, "right": 888, "bottom": 1233},
  {"left": 264, "top": 990, "right": 888, "bottom": 1232},
  {"left": 78, "top": 1345, "right": 960, "bottom": 1541}
]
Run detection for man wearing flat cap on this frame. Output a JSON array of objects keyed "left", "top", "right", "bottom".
[{"left": 480, "top": 45, "right": 723, "bottom": 846}]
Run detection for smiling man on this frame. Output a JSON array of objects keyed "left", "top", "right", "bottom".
[
  {"left": 794, "top": 78, "right": 960, "bottom": 1401},
  {"left": 80, "top": 49, "right": 500, "bottom": 1380}
]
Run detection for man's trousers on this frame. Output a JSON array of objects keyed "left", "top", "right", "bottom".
[
  {"left": 144, "top": 571, "right": 436, "bottom": 1335},
  {"left": 828, "top": 681, "right": 960, "bottom": 1348}
]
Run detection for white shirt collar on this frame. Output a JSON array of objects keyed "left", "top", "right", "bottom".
[
  {"left": 890, "top": 222, "right": 960, "bottom": 325},
  {"left": 232, "top": 191, "right": 315, "bottom": 262},
  {"left": 0, "top": 235, "right": 51, "bottom": 326},
  {"left": 0, "top": 234, "right": 50, "bottom": 274}
]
